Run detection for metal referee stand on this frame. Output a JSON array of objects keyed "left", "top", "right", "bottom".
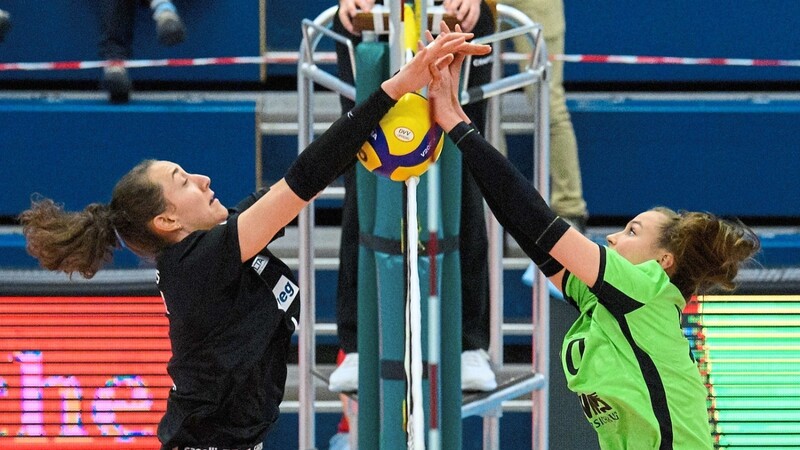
[{"left": 294, "top": 3, "right": 552, "bottom": 448}]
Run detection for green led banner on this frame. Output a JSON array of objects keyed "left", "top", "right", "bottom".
[{"left": 685, "top": 295, "right": 800, "bottom": 449}]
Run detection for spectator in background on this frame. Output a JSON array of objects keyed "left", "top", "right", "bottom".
[
  {"left": 501, "top": 0, "right": 588, "bottom": 231},
  {"left": 0, "top": 9, "right": 10, "bottom": 43},
  {"left": 99, "top": 0, "right": 186, "bottom": 103}
]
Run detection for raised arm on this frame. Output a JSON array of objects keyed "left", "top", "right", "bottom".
[
  {"left": 427, "top": 33, "right": 600, "bottom": 290},
  {"left": 236, "top": 29, "right": 491, "bottom": 262}
]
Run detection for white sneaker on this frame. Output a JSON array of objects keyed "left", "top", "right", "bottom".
[
  {"left": 329, "top": 353, "right": 359, "bottom": 392},
  {"left": 461, "top": 349, "right": 497, "bottom": 391}
]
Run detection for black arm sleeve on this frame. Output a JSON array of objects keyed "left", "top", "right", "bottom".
[
  {"left": 449, "top": 122, "right": 570, "bottom": 276},
  {"left": 284, "top": 88, "right": 397, "bottom": 201}
]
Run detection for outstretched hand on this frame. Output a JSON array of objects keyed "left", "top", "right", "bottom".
[
  {"left": 380, "top": 23, "right": 491, "bottom": 101},
  {"left": 427, "top": 23, "right": 474, "bottom": 131}
]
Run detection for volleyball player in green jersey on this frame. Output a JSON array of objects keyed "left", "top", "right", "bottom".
[{"left": 426, "top": 25, "right": 760, "bottom": 449}]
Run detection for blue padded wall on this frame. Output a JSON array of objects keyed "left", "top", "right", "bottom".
[
  {"left": 0, "top": 98, "right": 258, "bottom": 217},
  {"left": 568, "top": 95, "right": 800, "bottom": 218}
]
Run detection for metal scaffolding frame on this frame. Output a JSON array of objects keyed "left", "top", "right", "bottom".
[{"left": 293, "top": 5, "right": 551, "bottom": 448}]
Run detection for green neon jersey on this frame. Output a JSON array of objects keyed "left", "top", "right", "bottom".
[{"left": 561, "top": 246, "right": 712, "bottom": 450}]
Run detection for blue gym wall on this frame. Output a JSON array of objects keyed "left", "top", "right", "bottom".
[
  {"left": 2, "top": 1, "right": 799, "bottom": 219},
  {"left": 0, "top": 98, "right": 259, "bottom": 217}
]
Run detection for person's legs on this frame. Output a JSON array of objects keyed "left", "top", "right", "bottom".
[
  {"left": 336, "top": 166, "right": 359, "bottom": 355},
  {"left": 458, "top": 1, "right": 497, "bottom": 392},
  {"left": 544, "top": 33, "right": 587, "bottom": 223},
  {"left": 150, "top": 0, "right": 186, "bottom": 46},
  {"left": 0, "top": 9, "right": 11, "bottom": 43},
  {"left": 332, "top": 10, "right": 360, "bottom": 356},
  {"left": 505, "top": 0, "right": 587, "bottom": 224},
  {"left": 99, "top": 0, "right": 136, "bottom": 60},
  {"left": 459, "top": 166, "right": 490, "bottom": 353},
  {"left": 99, "top": 0, "right": 136, "bottom": 103},
  {"left": 459, "top": 0, "right": 493, "bottom": 354},
  {"left": 329, "top": 11, "right": 361, "bottom": 393}
]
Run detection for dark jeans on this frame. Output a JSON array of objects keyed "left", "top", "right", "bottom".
[
  {"left": 98, "top": 0, "right": 147, "bottom": 59},
  {"left": 333, "top": 2, "right": 494, "bottom": 353}
]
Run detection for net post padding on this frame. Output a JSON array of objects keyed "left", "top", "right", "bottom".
[{"left": 354, "top": 41, "right": 463, "bottom": 449}]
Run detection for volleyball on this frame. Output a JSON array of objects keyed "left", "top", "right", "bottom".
[{"left": 358, "top": 92, "right": 444, "bottom": 182}]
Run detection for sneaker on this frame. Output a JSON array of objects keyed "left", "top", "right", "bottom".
[
  {"left": 461, "top": 349, "right": 497, "bottom": 391},
  {"left": 328, "top": 432, "right": 351, "bottom": 450},
  {"left": 0, "top": 10, "right": 11, "bottom": 43},
  {"left": 329, "top": 353, "right": 359, "bottom": 393},
  {"left": 154, "top": 9, "right": 186, "bottom": 46},
  {"left": 101, "top": 65, "right": 131, "bottom": 104}
]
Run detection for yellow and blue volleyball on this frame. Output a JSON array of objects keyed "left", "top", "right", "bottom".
[{"left": 358, "top": 92, "right": 444, "bottom": 181}]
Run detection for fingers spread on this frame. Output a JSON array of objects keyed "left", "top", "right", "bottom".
[{"left": 440, "top": 21, "right": 452, "bottom": 34}]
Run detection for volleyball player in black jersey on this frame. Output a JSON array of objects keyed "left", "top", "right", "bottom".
[{"left": 19, "top": 30, "right": 490, "bottom": 450}]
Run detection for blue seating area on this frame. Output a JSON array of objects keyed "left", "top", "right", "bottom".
[{"left": 1, "top": 1, "right": 798, "bottom": 449}]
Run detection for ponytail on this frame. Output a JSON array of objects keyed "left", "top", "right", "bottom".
[
  {"left": 19, "top": 198, "right": 118, "bottom": 279},
  {"left": 653, "top": 207, "right": 761, "bottom": 298},
  {"left": 19, "top": 159, "right": 170, "bottom": 278}
]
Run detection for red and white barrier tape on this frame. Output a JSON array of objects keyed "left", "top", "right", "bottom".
[
  {"left": 2, "top": 52, "right": 800, "bottom": 72},
  {"left": 552, "top": 54, "right": 800, "bottom": 67},
  {"left": 0, "top": 52, "right": 336, "bottom": 72}
]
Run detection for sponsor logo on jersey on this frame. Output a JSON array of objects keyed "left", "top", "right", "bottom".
[
  {"left": 564, "top": 336, "right": 585, "bottom": 375},
  {"left": 579, "top": 392, "right": 620, "bottom": 429},
  {"left": 251, "top": 255, "right": 269, "bottom": 275},
  {"left": 273, "top": 275, "right": 299, "bottom": 312}
]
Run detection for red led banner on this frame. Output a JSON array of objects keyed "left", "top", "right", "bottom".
[{"left": 0, "top": 296, "right": 170, "bottom": 449}]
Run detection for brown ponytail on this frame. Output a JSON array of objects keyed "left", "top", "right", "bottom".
[
  {"left": 19, "top": 160, "right": 170, "bottom": 278},
  {"left": 653, "top": 207, "right": 761, "bottom": 298},
  {"left": 19, "top": 199, "right": 118, "bottom": 279}
]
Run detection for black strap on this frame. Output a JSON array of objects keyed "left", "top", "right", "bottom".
[
  {"left": 381, "top": 359, "right": 430, "bottom": 381},
  {"left": 359, "top": 232, "right": 459, "bottom": 255}
]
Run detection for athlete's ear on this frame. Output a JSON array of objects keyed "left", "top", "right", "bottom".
[
  {"left": 151, "top": 212, "right": 181, "bottom": 235},
  {"left": 659, "top": 252, "right": 675, "bottom": 273}
]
